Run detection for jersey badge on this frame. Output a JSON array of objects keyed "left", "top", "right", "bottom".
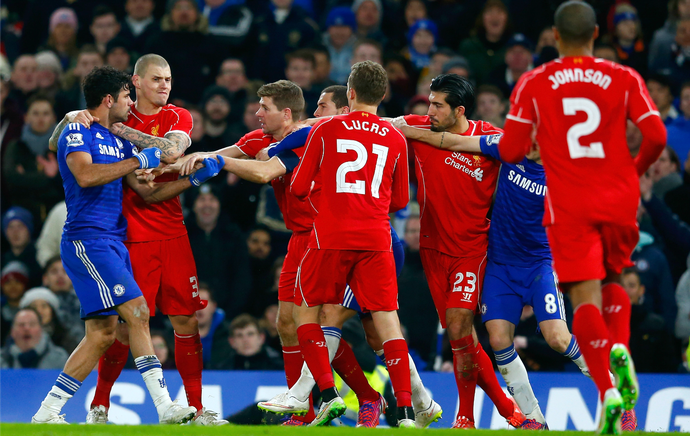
[
  {"left": 66, "top": 133, "right": 84, "bottom": 147},
  {"left": 151, "top": 125, "right": 159, "bottom": 136},
  {"left": 517, "top": 164, "right": 525, "bottom": 172},
  {"left": 473, "top": 155, "right": 482, "bottom": 165},
  {"left": 96, "top": 132, "right": 104, "bottom": 139},
  {"left": 486, "top": 134, "right": 501, "bottom": 146},
  {"left": 361, "top": 112, "right": 369, "bottom": 117},
  {"left": 573, "top": 57, "right": 583, "bottom": 64},
  {"left": 113, "top": 284, "right": 126, "bottom": 297}
]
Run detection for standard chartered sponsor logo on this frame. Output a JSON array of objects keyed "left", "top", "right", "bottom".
[{"left": 444, "top": 154, "right": 484, "bottom": 182}]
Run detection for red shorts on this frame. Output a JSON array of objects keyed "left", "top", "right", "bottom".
[
  {"left": 420, "top": 248, "right": 487, "bottom": 328},
  {"left": 546, "top": 221, "right": 638, "bottom": 283},
  {"left": 126, "top": 235, "right": 203, "bottom": 316},
  {"left": 277, "top": 231, "right": 311, "bottom": 302},
  {"left": 295, "top": 248, "right": 398, "bottom": 312}
]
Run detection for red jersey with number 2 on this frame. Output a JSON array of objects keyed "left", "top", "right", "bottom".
[
  {"left": 506, "top": 57, "right": 660, "bottom": 225},
  {"left": 291, "top": 112, "right": 409, "bottom": 251},
  {"left": 122, "top": 104, "right": 193, "bottom": 242},
  {"left": 236, "top": 129, "right": 317, "bottom": 233},
  {"left": 404, "top": 115, "right": 502, "bottom": 258}
]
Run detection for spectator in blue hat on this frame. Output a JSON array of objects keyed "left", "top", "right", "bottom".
[
  {"left": 2, "top": 207, "right": 42, "bottom": 287},
  {"left": 605, "top": 3, "right": 647, "bottom": 75},
  {"left": 487, "top": 33, "right": 533, "bottom": 98},
  {"left": 323, "top": 6, "right": 357, "bottom": 84},
  {"left": 403, "top": 19, "right": 438, "bottom": 71}
]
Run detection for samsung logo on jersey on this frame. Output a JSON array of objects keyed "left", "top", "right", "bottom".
[
  {"left": 508, "top": 170, "right": 547, "bottom": 196},
  {"left": 341, "top": 120, "right": 389, "bottom": 136},
  {"left": 99, "top": 144, "right": 125, "bottom": 159},
  {"left": 548, "top": 68, "right": 612, "bottom": 90}
]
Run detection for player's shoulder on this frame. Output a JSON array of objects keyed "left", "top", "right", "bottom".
[
  {"left": 403, "top": 114, "right": 430, "bottom": 127},
  {"left": 60, "top": 123, "right": 92, "bottom": 146},
  {"left": 312, "top": 115, "right": 337, "bottom": 130},
  {"left": 161, "top": 103, "right": 190, "bottom": 117},
  {"left": 470, "top": 120, "right": 504, "bottom": 135}
]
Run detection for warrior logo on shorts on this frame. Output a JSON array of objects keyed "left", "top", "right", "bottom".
[{"left": 113, "top": 284, "right": 126, "bottom": 297}]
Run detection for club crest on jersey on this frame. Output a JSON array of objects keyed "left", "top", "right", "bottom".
[
  {"left": 151, "top": 125, "right": 159, "bottom": 136},
  {"left": 113, "top": 284, "right": 125, "bottom": 297},
  {"left": 473, "top": 155, "right": 482, "bottom": 165},
  {"left": 66, "top": 133, "right": 84, "bottom": 147}
]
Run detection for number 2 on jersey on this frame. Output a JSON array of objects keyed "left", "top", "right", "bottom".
[
  {"left": 562, "top": 98, "right": 605, "bottom": 159},
  {"left": 336, "top": 139, "right": 389, "bottom": 197}
]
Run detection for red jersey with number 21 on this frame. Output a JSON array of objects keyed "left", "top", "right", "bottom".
[
  {"left": 404, "top": 115, "right": 501, "bottom": 258},
  {"left": 506, "top": 57, "right": 660, "bottom": 225},
  {"left": 291, "top": 112, "right": 409, "bottom": 251},
  {"left": 236, "top": 128, "right": 317, "bottom": 233},
  {"left": 122, "top": 104, "right": 193, "bottom": 242}
]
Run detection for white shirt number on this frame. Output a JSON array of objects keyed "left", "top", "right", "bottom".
[
  {"left": 336, "top": 139, "right": 388, "bottom": 198},
  {"left": 562, "top": 98, "right": 605, "bottom": 159}
]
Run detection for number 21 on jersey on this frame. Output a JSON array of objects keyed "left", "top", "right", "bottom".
[
  {"left": 562, "top": 97, "right": 605, "bottom": 159},
  {"left": 336, "top": 139, "right": 389, "bottom": 197}
]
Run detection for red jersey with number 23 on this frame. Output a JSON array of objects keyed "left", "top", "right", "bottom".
[
  {"left": 506, "top": 57, "right": 660, "bottom": 225},
  {"left": 404, "top": 115, "right": 502, "bottom": 258},
  {"left": 236, "top": 129, "right": 317, "bottom": 233},
  {"left": 291, "top": 112, "right": 409, "bottom": 251},
  {"left": 123, "top": 104, "right": 192, "bottom": 242}
]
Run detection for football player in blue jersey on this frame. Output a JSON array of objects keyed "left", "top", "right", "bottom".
[
  {"left": 31, "top": 66, "right": 196, "bottom": 425},
  {"left": 392, "top": 119, "right": 593, "bottom": 429}
]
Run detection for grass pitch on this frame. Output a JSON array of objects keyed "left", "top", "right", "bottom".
[{"left": 0, "top": 424, "right": 598, "bottom": 436}]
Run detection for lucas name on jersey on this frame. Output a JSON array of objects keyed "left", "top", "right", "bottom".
[
  {"left": 341, "top": 119, "right": 390, "bottom": 136},
  {"left": 507, "top": 168, "right": 547, "bottom": 196},
  {"left": 445, "top": 151, "right": 484, "bottom": 182},
  {"left": 548, "top": 67, "right": 612, "bottom": 90}
]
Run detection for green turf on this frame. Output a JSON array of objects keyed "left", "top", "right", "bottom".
[{"left": 0, "top": 423, "right": 596, "bottom": 436}]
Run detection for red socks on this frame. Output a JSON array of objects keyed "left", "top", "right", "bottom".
[
  {"left": 297, "top": 323, "right": 335, "bottom": 391},
  {"left": 332, "top": 339, "right": 380, "bottom": 403},
  {"left": 573, "top": 304, "right": 615, "bottom": 400},
  {"left": 175, "top": 332, "right": 204, "bottom": 411},
  {"left": 475, "top": 343, "right": 514, "bottom": 418},
  {"left": 602, "top": 283, "right": 632, "bottom": 347},
  {"left": 91, "top": 339, "right": 130, "bottom": 409},
  {"left": 282, "top": 345, "right": 315, "bottom": 422},
  {"left": 383, "top": 338, "right": 412, "bottom": 408},
  {"left": 451, "top": 335, "right": 478, "bottom": 421}
]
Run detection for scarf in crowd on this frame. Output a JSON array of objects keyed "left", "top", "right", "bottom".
[{"left": 20, "top": 123, "right": 55, "bottom": 156}]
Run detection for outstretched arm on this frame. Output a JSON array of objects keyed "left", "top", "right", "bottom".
[
  {"left": 223, "top": 157, "right": 287, "bottom": 184},
  {"left": 397, "top": 125, "right": 482, "bottom": 153},
  {"left": 66, "top": 151, "right": 142, "bottom": 188},
  {"left": 109, "top": 123, "right": 190, "bottom": 164}
]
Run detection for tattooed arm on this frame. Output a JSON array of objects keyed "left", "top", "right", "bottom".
[
  {"left": 109, "top": 122, "right": 190, "bottom": 164},
  {"left": 49, "top": 111, "right": 87, "bottom": 152}
]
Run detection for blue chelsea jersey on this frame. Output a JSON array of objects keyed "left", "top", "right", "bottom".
[
  {"left": 58, "top": 123, "right": 136, "bottom": 241},
  {"left": 480, "top": 137, "right": 551, "bottom": 266}
]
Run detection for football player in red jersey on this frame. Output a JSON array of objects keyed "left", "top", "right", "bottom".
[
  {"left": 404, "top": 74, "right": 525, "bottom": 429},
  {"left": 50, "top": 54, "right": 227, "bottom": 426},
  {"left": 499, "top": 2, "right": 666, "bottom": 433},
  {"left": 287, "top": 61, "right": 415, "bottom": 428}
]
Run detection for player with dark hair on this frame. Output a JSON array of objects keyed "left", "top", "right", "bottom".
[
  {"left": 499, "top": 1, "right": 666, "bottom": 433},
  {"left": 49, "top": 54, "right": 227, "bottom": 426},
  {"left": 31, "top": 66, "right": 195, "bottom": 425},
  {"left": 285, "top": 60, "right": 414, "bottom": 428},
  {"left": 403, "top": 74, "right": 525, "bottom": 429}
]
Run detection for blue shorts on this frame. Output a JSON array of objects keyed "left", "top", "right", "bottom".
[
  {"left": 61, "top": 238, "right": 142, "bottom": 319},
  {"left": 341, "top": 240, "right": 405, "bottom": 313},
  {"left": 481, "top": 260, "right": 566, "bottom": 326}
]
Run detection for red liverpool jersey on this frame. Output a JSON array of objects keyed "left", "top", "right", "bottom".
[
  {"left": 237, "top": 129, "right": 317, "bottom": 233},
  {"left": 405, "top": 115, "right": 502, "bottom": 258},
  {"left": 503, "top": 57, "right": 661, "bottom": 225},
  {"left": 291, "top": 112, "right": 409, "bottom": 251},
  {"left": 123, "top": 104, "right": 193, "bottom": 242}
]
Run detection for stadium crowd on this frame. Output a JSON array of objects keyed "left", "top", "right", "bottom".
[{"left": 0, "top": 0, "right": 688, "bottom": 380}]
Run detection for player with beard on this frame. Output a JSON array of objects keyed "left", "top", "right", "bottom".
[{"left": 49, "top": 54, "right": 227, "bottom": 426}]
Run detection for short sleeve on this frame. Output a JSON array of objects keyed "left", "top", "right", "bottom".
[
  {"left": 626, "top": 69, "right": 661, "bottom": 125},
  {"left": 506, "top": 74, "right": 537, "bottom": 125},
  {"left": 59, "top": 123, "right": 92, "bottom": 157},
  {"left": 479, "top": 134, "right": 503, "bottom": 160},
  {"left": 235, "top": 131, "right": 266, "bottom": 158},
  {"left": 275, "top": 150, "right": 300, "bottom": 173},
  {"left": 403, "top": 114, "right": 430, "bottom": 127}
]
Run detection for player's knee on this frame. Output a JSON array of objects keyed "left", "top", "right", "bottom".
[
  {"left": 276, "top": 314, "right": 296, "bottom": 337},
  {"left": 545, "top": 330, "right": 571, "bottom": 354},
  {"left": 89, "top": 325, "right": 117, "bottom": 350},
  {"left": 446, "top": 311, "right": 473, "bottom": 339},
  {"left": 489, "top": 333, "right": 512, "bottom": 352},
  {"left": 125, "top": 300, "right": 151, "bottom": 329}
]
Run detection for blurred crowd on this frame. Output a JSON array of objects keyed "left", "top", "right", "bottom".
[{"left": 1, "top": 0, "right": 689, "bottom": 375}]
